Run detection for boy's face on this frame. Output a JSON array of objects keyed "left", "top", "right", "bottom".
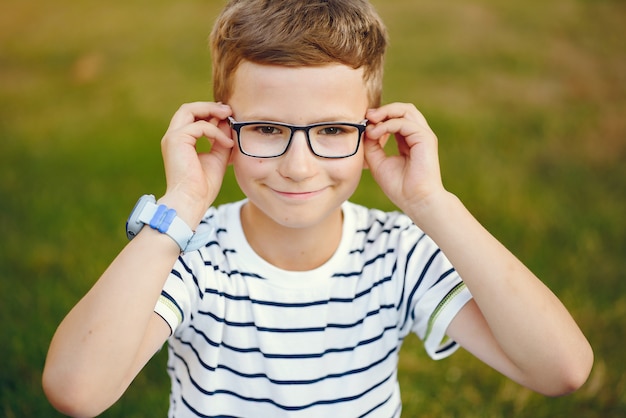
[{"left": 227, "top": 61, "right": 369, "bottom": 230}]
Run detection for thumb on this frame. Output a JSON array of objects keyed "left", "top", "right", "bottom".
[{"left": 362, "top": 132, "right": 388, "bottom": 171}]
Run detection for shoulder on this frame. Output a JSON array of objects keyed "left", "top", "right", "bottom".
[
  {"left": 343, "top": 202, "right": 445, "bottom": 276},
  {"left": 174, "top": 200, "right": 246, "bottom": 269},
  {"left": 200, "top": 199, "right": 245, "bottom": 227},
  {"left": 343, "top": 201, "right": 422, "bottom": 244}
]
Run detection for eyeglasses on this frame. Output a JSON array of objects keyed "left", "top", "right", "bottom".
[{"left": 228, "top": 117, "right": 367, "bottom": 159}]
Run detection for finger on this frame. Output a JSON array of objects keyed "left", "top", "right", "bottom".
[
  {"left": 168, "top": 102, "right": 232, "bottom": 131},
  {"left": 362, "top": 131, "right": 388, "bottom": 170},
  {"left": 366, "top": 103, "right": 429, "bottom": 127},
  {"left": 166, "top": 120, "right": 234, "bottom": 148},
  {"left": 366, "top": 117, "right": 432, "bottom": 148},
  {"left": 198, "top": 142, "right": 233, "bottom": 174}
]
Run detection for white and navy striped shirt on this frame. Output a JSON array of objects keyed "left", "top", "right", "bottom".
[{"left": 155, "top": 200, "right": 472, "bottom": 417}]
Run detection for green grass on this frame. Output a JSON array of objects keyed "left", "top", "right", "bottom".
[{"left": 1, "top": 0, "right": 625, "bottom": 416}]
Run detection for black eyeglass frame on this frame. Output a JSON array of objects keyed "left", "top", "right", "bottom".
[{"left": 228, "top": 116, "right": 368, "bottom": 159}]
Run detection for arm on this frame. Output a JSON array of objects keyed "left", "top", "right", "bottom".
[
  {"left": 363, "top": 103, "right": 593, "bottom": 396},
  {"left": 42, "top": 102, "right": 234, "bottom": 417}
]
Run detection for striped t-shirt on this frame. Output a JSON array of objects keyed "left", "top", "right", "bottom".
[{"left": 155, "top": 199, "right": 472, "bottom": 417}]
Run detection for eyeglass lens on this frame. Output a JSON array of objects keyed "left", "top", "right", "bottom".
[{"left": 237, "top": 122, "right": 363, "bottom": 158}]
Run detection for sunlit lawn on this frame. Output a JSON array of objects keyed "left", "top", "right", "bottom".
[{"left": 1, "top": 0, "right": 625, "bottom": 416}]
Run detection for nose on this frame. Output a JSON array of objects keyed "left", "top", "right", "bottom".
[{"left": 277, "top": 130, "right": 318, "bottom": 181}]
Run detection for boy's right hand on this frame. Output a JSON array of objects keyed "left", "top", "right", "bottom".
[{"left": 158, "top": 102, "right": 234, "bottom": 228}]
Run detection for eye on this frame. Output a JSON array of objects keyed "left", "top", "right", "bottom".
[
  {"left": 255, "top": 125, "right": 283, "bottom": 135},
  {"left": 318, "top": 126, "right": 347, "bottom": 136}
]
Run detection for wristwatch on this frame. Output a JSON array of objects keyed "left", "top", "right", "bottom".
[{"left": 126, "top": 194, "right": 212, "bottom": 253}]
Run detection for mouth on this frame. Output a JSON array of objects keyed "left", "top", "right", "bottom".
[{"left": 272, "top": 187, "right": 327, "bottom": 200}]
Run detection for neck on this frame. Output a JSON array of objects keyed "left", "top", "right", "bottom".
[{"left": 240, "top": 203, "right": 343, "bottom": 271}]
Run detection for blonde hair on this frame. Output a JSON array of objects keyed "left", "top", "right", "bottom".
[{"left": 210, "top": 0, "right": 388, "bottom": 107}]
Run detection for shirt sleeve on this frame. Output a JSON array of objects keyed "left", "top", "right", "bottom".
[
  {"left": 154, "top": 207, "right": 221, "bottom": 334},
  {"left": 154, "top": 259, "right": 195, "bottom": 334},
  {"left": 412, "top": 278, "right": 472, "bottom": 359},
  {"left": 395, "top": 223, "right": 473, "bottom": 360},
  {"left": 154, "top": 286, "right": 184, "bottom": 335}
]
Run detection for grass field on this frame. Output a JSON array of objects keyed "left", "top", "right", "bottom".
[{"left": 1, "top": 0, "right": 625, "bottom": 416}]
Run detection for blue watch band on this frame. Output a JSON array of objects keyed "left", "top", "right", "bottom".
[
  {"left": 149, "top": 205, "right": 177, "bottom": 233},
  {"left": 126, "top": 194, "right": 212, "bottom": 253}
]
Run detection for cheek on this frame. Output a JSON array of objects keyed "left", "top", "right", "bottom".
[
  {"left": 328, "top": 156, "right": 364, "bottom": 187},
  {"left": 232, "top": 153, "right": 269, "bottom": 187}
]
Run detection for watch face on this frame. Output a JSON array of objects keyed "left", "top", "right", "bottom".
[
  {"left": 126, "top": 195, "right": 155, "bottom": 240},
  {"left": 126, "top": 220, "right": 141, "bottom": 239}
]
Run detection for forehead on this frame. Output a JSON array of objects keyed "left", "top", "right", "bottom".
[{"left": 228, "top": 61, "right": 369, "bottom": 123}]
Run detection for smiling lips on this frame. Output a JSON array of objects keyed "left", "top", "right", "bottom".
[{"left": 272, "top": 187, "right": 327, "bottom": 200}]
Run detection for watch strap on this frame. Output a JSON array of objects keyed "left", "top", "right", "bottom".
[{"left": 126, "top": 194, "right": 212, "bottom": 253}]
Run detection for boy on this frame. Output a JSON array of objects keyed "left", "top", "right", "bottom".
[{"left": 43, "top": 1, "right": 593, "bottom": 417}]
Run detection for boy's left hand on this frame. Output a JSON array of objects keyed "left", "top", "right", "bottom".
[{"left": 363, "top": 103, "right": 446, "bottom": 216}]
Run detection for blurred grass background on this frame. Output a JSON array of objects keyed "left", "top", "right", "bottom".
[{"left": 1, "top": 0, "right": 624, "bottom": 416}]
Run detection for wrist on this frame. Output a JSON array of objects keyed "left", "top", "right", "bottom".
[
  {"left": 134, "top": 225, "right": 182, "bottom": 254},
  {"left": 126, "top": 194, "right": 214, "bottom": 253},
  {"left": 405, "top": 190, "right": 462, "bottom": 234},
  {"left": 157, "top": 192, "right": 207, "bottom": 229}
]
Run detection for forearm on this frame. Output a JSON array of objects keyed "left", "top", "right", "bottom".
[
  {"left": 43, "top": 228, "right": 179, "bottom": 415},
  {"left": 407, "top": 191, "right": 593, "bottom": 392},
  {"left": 364, "top": 102, "right": 591, "bottom": 393},
  {"left": 43, "top": 102, "right": 232, "bottom": 416}
]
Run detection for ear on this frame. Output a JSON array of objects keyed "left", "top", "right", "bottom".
[{"left": 362, "top": 133, "right": 391, "bottom": 169}]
